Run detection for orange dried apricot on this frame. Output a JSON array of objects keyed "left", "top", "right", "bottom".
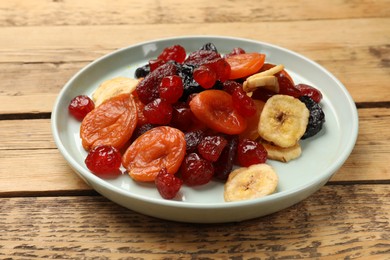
[
  {"left": 80, "top": 93, "right": 137, "bottom": 150},
  {"left": 122, "top": 126, "right": 186, "bottom": 182}
]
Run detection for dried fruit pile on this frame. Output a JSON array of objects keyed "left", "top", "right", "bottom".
[{"left": 68, "top": 43, "right": 325, "bottom": 202}]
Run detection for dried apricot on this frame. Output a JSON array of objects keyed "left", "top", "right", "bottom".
[
  {"left": 122, "top": 126, "right": 186, "bottom": 182},
  {"left": 189, "top": 90, "right": 247, "bottom": 135},
  {"left": 80, "top": 93, "right": 137, "bottom": 150}
]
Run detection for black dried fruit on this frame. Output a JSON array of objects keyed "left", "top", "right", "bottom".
[
  {"left": 135, "top": 64, "right": 150, "bottom": 78},
  {"left": 299, "top": 96, "right": 325, "bottom": 139},
  {"left": 200, "top": 43, "right": 218, "bottom": 53},
  {"left": 176, "top": 63, "right": 204, "bottom": 101},
  {"left": 213, "top": 135, "right": 239, "bottom": 180}
]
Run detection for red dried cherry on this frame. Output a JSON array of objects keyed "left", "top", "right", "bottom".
[
  {"left": 232, "top": 87, "right": 257, "bottom": 117},
  {"left": 149, "top": 58, "right": 166, "bottom": 72},
  {"left": 155, "top": 168, "right": 182, "bottom": 199},
  {"left": 143, "top": 98, "right": 173, "bottom": 125},
  {"left": 159, "top": 75, "right": 184, "bottom": 104},
  {"left": 85, "top": 145, "right": 121, "bottom": 176},
  {"left": 68, "top": 95, "right": 95, "bottom": 121},
  {"left": 193, "top": 65, "right": 217, "bottom": 89},
  {"left": 237, "top": 139, "right": 267, "bottom": 167},
  {"left": 158, "top": 45, "right": 186, "bottom": 63},
  {"left": 197, "top": 135, "right": 228, "bottom": 162},
  {"left": 180, "top": 153, "right": 214, "bottom": 186}
]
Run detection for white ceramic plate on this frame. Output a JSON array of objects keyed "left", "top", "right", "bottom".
[{"left": 51, "top": 36, "right": 358, "bottom": 223}]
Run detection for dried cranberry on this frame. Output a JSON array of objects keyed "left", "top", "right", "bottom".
[
  {"left": 155, "top": 168, "right": 182, "bottom": 199},
  {"left": 184, "top": 130, "right": 205, "bottom": 153},
  {"left": 159, "top": 75, "right": 184, "bottom": 104},
  {"left": 143, "top": 98, "right": 173, "bottom": 125},
  {"left": 214, "top": 135, "right": 239, "bottom": 180},
  {"left": 184, "top": 50, "right": 221, "bottom": 66},
  {"left": 85, "top": 145, "right": 122, "bottom": 176},
  {"left": 170, "top": 102, "right": 193, "bottom": 132},
  {"left": 136, "top": 63, "right": 177, "bottom": 104},
  {"left": 68, "top": 95, "right": 95, "bottom": 121},
  {"left": 197, "top": 135, "right": 228, "bottom": 162},
  {"left": 232, "top": 87, "right": 257, "bottom": 117},
  {"left": 180, "top": 153, "right": 214, "bottom": 186},
  {"left": 295, "top": 84, "right": 323, "bottom": 103},
  {"left": 149, "top": 58, "right": 166, "bottom": 72},
  {"left": 204, "top": 58, "right": 231, "bottom": 82},
  {"left": 237, "top": 139, "right": 267, "bottom": 167},
  {"left": 158, "top": 45, "right": 186, "bottom": 63},
  {"left": 222, "top": 80, "right": 242, "bottom": 94},
  {"left": 193, "top": 65, "right": 217, "bottom": 89},
  {"left": 278, "top": 74, "right": 301, "bottom": 97}
]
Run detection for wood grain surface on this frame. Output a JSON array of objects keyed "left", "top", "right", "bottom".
[{"left": 0, "top": 0, "right": 389, "bottom": 259}]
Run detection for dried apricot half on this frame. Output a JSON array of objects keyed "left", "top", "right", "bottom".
[
  {"left": 122, "top": 126, "right": 186, "bottom": 182},
  {"left": 80, "top": 93, "right": 138, "bottom": 150}
]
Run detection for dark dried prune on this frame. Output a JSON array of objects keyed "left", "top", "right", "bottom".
[
  {"left": 213, "top": 135, "right": 239, "bottom": 180},
  {"left": 176, "top": 63, "right": 204, "bottom": 101},
  {"left": 199, "top": 43, "right": 218, "bottom": 53},
  {"left": 299, "top": 96, "right": 325, "bottom": 139},
  {"left": 135, "top": 64, "right": 150, "bottom": 78}
]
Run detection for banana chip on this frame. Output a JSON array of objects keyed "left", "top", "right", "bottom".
[
  {"left": 258, "top": 95, "right": 309, "bottom": 148},
  {"left": 92, "top": 77, "right": 139, "bottom": 106},
  {"left": 224, "top": 164, "right": 278, "bottom": 202}
]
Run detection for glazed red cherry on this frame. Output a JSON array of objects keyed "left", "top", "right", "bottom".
[
  {"left": 193, "top": 65, "right": 217, "bottom": 89},
  {"left": 149, "top": 58, "right": 165, "bottom": 72},
  {"left": 232, "top": 87, "right": 257, "bottom": 117},
  {"left": 143, "top": 98, "right": 173, "bottom": 125},
  {"left": 159, "top": 75, "right": 184, "bottom": 103},
  {"left": 158, "top": 45, "right": 186, "bottom": 63},
  {"left": 237, "top": 139, "right": 268, "bottom": 167},
  {"left": 85, "top": 145, "right": 122, "bottom": 176},
  {"left": 180, "top": 153, "right": 214, "bottom": 186},
  {"left": 68, "top": 95, "right": 95, "bottom": 121},
  {"left": 155, "top": 168, "right": 182, "bottom": 199},
  {"left": 278, "top": 74, "right": 301, "bottom": 98}
]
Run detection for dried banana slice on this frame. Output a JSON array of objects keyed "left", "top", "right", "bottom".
[
  {"left": 258, "top": 95, "right": 309, "bottom": 148},
  {"left": 243, "top": 76, "right": 279, "bottom": 93},
  {"left": 259, "top": 139, "right": 302, "bottom": 162},
  {"left": 92, "top": 77, "right": 139, "bottom": 106},
  {"left": 224, "top": 164, "right": 278, "bottom": 202},
  {"left": 242, "top": 64, "right": 285, "bottom": 93}
]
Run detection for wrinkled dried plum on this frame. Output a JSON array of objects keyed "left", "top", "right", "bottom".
[
  {"left": 213, "top": 135, "right": 239, "bottom": 180},
  {"left": 176, "top": 63, "right": 204, "bottom": 101},
  {"left": 299, "top": 96, "right": 325, "bottom": 139},
  {"left": 200, "top": 43, "right": 218, "bottom": 53},
  {"left": 135, "top": 64, "right": 150, "bottom": 78}
]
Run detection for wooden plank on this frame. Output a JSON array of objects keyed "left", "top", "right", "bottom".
[
  {"left": 0, "top": 185, "right": 389, "bottom": 258},
  {"left": 0, "top": 19, "right": 389, "bottom": 114},
  {"left": 0, "top": 0, "right": 389, "bottom": 26},
  {"left": 0, "top": 107, "right": 388, "bottom": 194}
]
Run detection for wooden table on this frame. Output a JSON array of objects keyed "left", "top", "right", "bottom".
[{"left": 1, "top": 0, "right": 389, "bottom": 258}]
